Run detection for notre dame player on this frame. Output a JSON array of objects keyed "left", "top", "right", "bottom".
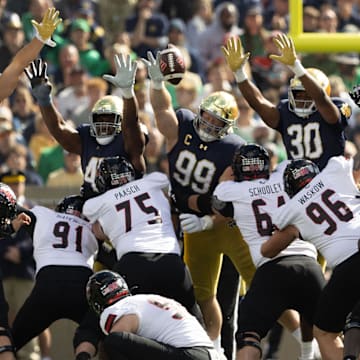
[
  {"left": 222, "top": 33, "right": 352, "bottom": 171},
  {"left": 142, "top": 52, "right": 256, "bottom": 357},
  {"left": 25, "top": 53, "right": 147, "bottom": 199}
]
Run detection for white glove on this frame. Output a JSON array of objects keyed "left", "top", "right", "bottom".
[
  {"left": 141, "top": 51, "right": 165, "bottom": 90},
  {"left": 179, "top": 213, "right": 214, "bottom": 234},
  {"left": 103, "top": 54, "right": 137, "bottom": 98}
]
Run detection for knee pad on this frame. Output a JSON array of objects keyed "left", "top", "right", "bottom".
[
  {"left": 0, "top": 328, "right": 15, "bottom": 355},
  {"left": 236, "top": 331, "right": 262, "bottom": 357}
]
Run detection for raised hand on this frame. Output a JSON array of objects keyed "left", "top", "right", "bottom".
[
  {"left": 24, "top": 59, "right": 52, "bottom": 106},
  {"left": 31, "top": 7, "right": 62, "bottom": 47},
  {"left": 221, "top": 37, "right": 250, "bottom": 73},
  {"left": 269, "top": 33, "right": 297, "bottom": 66},
  {"left": 141, "top": 51, "right": 165, "bottom": 87},
  {"left": 103, "top": 54, "right": 138, "bottom": 89},
  {"left": 349, "top": 84, "right": 360, "bottom": 107}
]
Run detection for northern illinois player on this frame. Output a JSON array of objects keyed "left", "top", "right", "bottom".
[
  {"left": 82, "top": 156, "right": 203, "bottom": 323},
  {"left": 222, "top": 34, "right": 351, "bottom": 170},
  {"left": 10, "top": 196, "right": 101, "bottom": 359},
  {"left": 213, "top": 144, "right": 325, "bottom": 360},
  {"left": 25, "top": 53, "right": 146, "bottom": 199},
  {"left": 142, "top": 49, "right": 255, "bottom": 356},
  {"left": 87, "top": 270, "right": 220, "bottom": 360},
  {"left": 261, "top": 156, "right": 360, "bottom": 359}
]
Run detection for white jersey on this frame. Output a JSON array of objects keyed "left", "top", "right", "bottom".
[
  {"left": 83, "top": 172, "right": 181, "bottom": 260},
  {"left": 100, "top": 294, "right": 213, "bottom": 348},
  {"left": 274, "top": 156, "right": 360, "bottom": 268},
  {"left": 214, "top": 161, "right": 317, "bottom": 267},
  {"left": 31, "top": 206, "right": 98, "bottom": 273}
]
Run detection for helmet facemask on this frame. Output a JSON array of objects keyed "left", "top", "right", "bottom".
[
  {"left": 194, "top": 91, "right": 238, "bottom": 142},
  {"left": 288, "top": 68, "right": 331, "bottom": 118},
  {"left": 90, "top": 96, "right": 123, "bottom": 145}
]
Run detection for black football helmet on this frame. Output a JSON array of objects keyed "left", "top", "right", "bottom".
[
  {"left": 232, "top": 144, "right": 270, "bottom": 182},
  {"left": 55, "top": 195, "right": 85, "bottom": 218},
  {"left": 284, "top": 159, "right": 320, "bottom": 198},
  {"left": 95, "top": 156, "right": 135, "bottom": 194},
  {"left": 86, "top": 270, "right": 131, "bottom": 315},
  {"left": 0, "top": 183, "right": 17, "bottom": 225}
]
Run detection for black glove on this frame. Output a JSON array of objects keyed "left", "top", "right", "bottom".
[
  {"left": 24, "top": 58, "right": 52, "bottom": 106},
  {"left": 349, "top": 84, "right": 360, "bottom": 107},
  {"left": 75, "top": 352, "right": 91, "bottom": 360}
]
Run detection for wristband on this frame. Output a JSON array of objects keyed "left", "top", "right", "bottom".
[
  {"left": 201, "top": 215, "right": 214, "bottom": 231},
  {"left": 289, "top": 59, "right": 306, "bottom": 78},
  {"left": 234, "top": 67, "right": 248, "bottom": 83},
  {"left": 151, "top": 81, "right": 164, "bottom": 90},
  {"left": 121, "top": 87, "right": 135, "bottom": 99},
  {"left": 197, "top": 194, "right": 214, "bottom": 215},
  {"left": 75, "top": 352, "right": 91, "bottom": 360}
]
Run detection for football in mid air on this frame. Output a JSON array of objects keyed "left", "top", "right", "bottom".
[{"left": 159, "top": 47, "right": 186, "bottom": 85}]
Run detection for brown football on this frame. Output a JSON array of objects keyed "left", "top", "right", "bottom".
[{"left": 159, "top": 47, "right": 186, "bottom": 85}]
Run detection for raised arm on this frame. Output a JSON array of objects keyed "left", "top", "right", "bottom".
[
  {"left": 103, "top": 54, "right": 146, "bottom": 174},
  {"left": 269, "top": 33, "right": 339, "bottom": 124},
  {"left": 222, "top": 37, "right": 280, "bottom": 129},
  {"left": 0, "top": 7, "right": 61, "bottom": 102},
  {"left": 25, "top": 59, "right": 81, "bottom": 154},
  {"left": 141, "top": 51, "right": 179, "bottom": 152}
]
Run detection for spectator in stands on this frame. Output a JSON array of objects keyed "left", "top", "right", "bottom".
[
  {"left": 333, "top": 53, "right": 360, "bottom": 91},
  {"left": 0, "top": 14, "right": 25, "bottom": 72},
  {"left": 36, "top": 144, "right": 64, "bottom": 184},
  {"left": 185, "top": 0, "right": 213, "bottom": 51},
  {"left": 72, "top": 77, "right": 108, "bottom": 127},
  {"left": 28, "top": 112, "right": 57, "bottom": 166},
  {"left": 10, "top": 86, "right": 38, "bottom": 145},
  {"left": 318, "top": 5, "right": 338, "bottom": 33},
  {"left": 98, "top": 0, "right": 137, "bottom": 42},
  {"left": 46, "top": 150, "right": 83, "bottom": 188},
  {"left": 125, "top": 0, "right": 169, "bottom": 58},
  {"left": 303, "top": 6, "right": 320, "bottom": 32},
  {"left": 55, "top": 65, "right": 89, "bottom": 120},
  {"left": 52, "top": 44, "right": 80, "bottom": 94},
  {"left": 263, "top": 0, "right": 289, "bottom": 31},
  {"left": 4, "top": 144, "right": 43, "bottom": 186},
  {"left": 68, "top": 18, "right": 103, "bottom": 76},
  {"left": 0, "top": 106, "right": 30, "bottom": 170},
  {"left": 167, "top": 18, "right": 204, "bottom": 81},
  {"left": 336, "top": 0, "right": 360, "bottom": 31},
  {"left": 198, "top": 2, "right": 241, "bottom": 70}
]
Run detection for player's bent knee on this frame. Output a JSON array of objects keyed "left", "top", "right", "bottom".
[
  {"left": 0, "top": 328, "right": 15, "bottom": 355},
  {"left": 236, "top": 331, "right": 262, "bottom": 357}
]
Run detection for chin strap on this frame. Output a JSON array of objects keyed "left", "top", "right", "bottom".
[{"left": 0, "top": 329, "right": 15, "bottom": 354}]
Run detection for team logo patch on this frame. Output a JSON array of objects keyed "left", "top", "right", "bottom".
[{"left": 340, "top": 103, "right": 352, "bottom": 118}]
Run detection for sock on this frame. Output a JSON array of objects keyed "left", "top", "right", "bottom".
[
  {"left": 212, "top": 336, "right": 222, "bottom": 353},
  {"left": 299, "top": 341, "right": 314, "bottom": 360},
  {"left": 291, "top": 328, "right": 301, "bottom": 344}
]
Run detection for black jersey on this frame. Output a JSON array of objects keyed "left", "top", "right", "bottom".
[
  {"left": 168, "top": 109, "right": 246, "bottom": 216},
  {"left": 276, "top": 98, "right": 350, "bottom": 170}
]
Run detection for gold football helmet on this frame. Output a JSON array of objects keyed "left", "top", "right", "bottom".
[
  {"left": 195, "top": 91, "right": 239, "bottom": 142},
  {"left": 90, "top": 95, "right": 123, "bottom": 145},
  {"left": 288, "top": 68, "right": 331, "bottom": 118}
]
